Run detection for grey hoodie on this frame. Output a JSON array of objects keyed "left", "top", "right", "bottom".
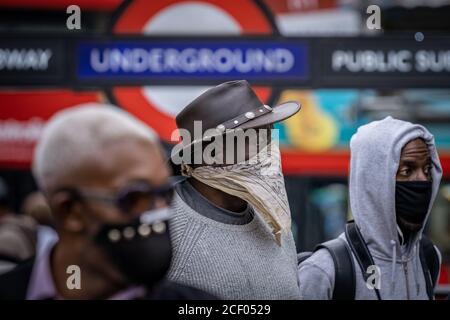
[{"left": 297, "top": 117, "right": 443, "bottom": 300}]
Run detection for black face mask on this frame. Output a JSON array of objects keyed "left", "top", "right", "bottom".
[
  {"left": 95, "top": 208, "right": 172, "bottom": 288},
  {"left": 395, "top": 181, "right": 432, "bottom": 237}
]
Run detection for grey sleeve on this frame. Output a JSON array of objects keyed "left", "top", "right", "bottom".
[{"left": 297, "top": 249, "right": 335, "bottom": 300}]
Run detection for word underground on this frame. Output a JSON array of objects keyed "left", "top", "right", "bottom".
[{"left": 89, "top": 47, "right": 295, "bottom": 74}]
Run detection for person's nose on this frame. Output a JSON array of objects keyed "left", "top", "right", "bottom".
[{"left": 411, "top": 168, "right": 429, "bottom": 181}]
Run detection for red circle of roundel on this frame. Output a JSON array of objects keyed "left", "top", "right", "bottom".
[
  {"left": 111, "top": 0, "right": 275, "bottom": 142},
  {"left": 113, "top": 0, "right": 274, "bottom": 34}
]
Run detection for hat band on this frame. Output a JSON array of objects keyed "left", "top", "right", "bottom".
[{"left": 215, "top": 104, "right": 273, "bottom": 132}]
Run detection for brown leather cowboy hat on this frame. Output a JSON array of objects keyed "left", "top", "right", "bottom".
[{"left": 171, "top": 80, "right": 301, "bottom": 161}]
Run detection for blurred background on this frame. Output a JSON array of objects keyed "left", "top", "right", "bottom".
[{"left": 0, "top": 0, "right": 449, "bottom": 288}]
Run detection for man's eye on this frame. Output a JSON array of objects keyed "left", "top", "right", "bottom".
[{"left": 399, "top": 168, "right": 411, "bottom": 176}]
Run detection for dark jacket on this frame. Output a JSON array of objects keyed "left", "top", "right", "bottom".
[{"left": 0, "top": 257, "right": 216, "bottom": 300}]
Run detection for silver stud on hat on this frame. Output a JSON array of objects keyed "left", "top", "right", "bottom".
[
  {"left": 233, "top": 120, "right": 239, "bottom": 125},
  {"left": 263, "top": 104, "right": 273, "bottom": 111},
  {"left": 152, "top": 221, "right": 166, "bottom": 234},
  {"left": 216, "top": 124, "right": 225, "bottom": 132},
  {"left": 138, "top": 224, "right": 151, "bottom": 237},
  {"left": 245, "top": 111, "right": 255, "bottom": 119},
  {"left": 108, "top": 229, "right": 121, "bottom": 242},
  {"left": 123, "top": 226, "right": 135, "bottom": 240}
]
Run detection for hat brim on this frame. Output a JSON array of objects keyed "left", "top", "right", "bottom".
[
  {"left": 237, "top": 101, "right": 300, "bottom": 130},
  {"left": 171, "top": 101, "right": 301, "bottom": 161}
]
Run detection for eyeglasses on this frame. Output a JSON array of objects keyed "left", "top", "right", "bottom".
[{"left": 58, "top": 180, "right": 175, "bottom": 215}]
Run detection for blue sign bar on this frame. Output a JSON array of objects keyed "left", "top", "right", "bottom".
[{"left": 77, "top": 40, "right": 309, "bottom": 82}]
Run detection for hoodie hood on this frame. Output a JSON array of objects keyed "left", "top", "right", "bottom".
[{"left": 349, "top": 116, "right": 442, "bottom": 260}]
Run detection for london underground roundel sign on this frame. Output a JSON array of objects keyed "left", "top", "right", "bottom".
[{"left": 110, "top": 0, "right": 278, "bottom": 141}]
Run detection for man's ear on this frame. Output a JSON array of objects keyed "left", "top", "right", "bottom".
[{"left": 49, "top": 192, "right": 85, "bottom": 233}]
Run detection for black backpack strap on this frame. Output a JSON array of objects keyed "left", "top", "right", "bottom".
[
  {"left": 419, "top": 236, "right": 440, "bottom": 300},
  {"left": 345, "top": 221, "right": 382, "bottom": 300},
  {"left": 315, "top": 238, "right": 355, "bottom": 300},
  {"left": 0, "top": 256, "right": 35, "bottom": 300}
]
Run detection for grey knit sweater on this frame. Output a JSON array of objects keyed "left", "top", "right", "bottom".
[{"left": 167, "top": 192, "right": 300, "bottom": 300}]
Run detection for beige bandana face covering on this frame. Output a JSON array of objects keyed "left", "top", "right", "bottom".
[{"left": 181, "top": 140, "right": 292, "bottom": 245}]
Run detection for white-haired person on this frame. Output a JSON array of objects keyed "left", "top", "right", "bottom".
[{"left": 0, "top": 104, "right": 214, "bottom": 300}]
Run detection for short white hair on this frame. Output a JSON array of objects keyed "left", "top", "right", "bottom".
[{"left": 33, "top": 103, "right": 158, "bottom": 192}]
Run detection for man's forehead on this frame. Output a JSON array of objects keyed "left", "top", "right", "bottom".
[
  {"left": 64, "top": 139, "right": 168, "bottom": 189},
  {"left": 401, "top": 138, "right": 430, "bottom": 159}
]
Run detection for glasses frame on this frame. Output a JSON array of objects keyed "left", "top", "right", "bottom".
[{"left": 56, "top": 180, "right": 175, "bottom": 215}]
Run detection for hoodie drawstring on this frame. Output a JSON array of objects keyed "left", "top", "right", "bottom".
[
  {"left": 390, "top": 239, "right": 397, "bottom": 293},
  {"left": 391, "top": 238, "right": 421, "bottom": 297},
  {"left": 413, "top": 243, "right": 420, "bottom": 295}
]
